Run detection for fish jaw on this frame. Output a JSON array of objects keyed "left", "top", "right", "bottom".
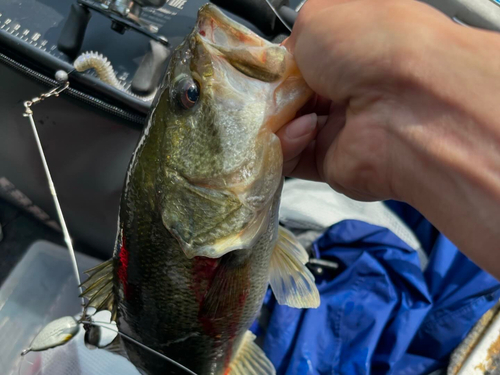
[{"left": 195, "top": 3, "right": 313, "bottom": 133}]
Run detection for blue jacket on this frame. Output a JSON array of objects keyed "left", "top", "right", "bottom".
[{"left": 255, "top": 203, "right": 500, "bottom": 374}]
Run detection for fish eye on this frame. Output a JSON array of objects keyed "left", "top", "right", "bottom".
[{"left": 174, "top": 77, "right": 200, "bottom": 110}]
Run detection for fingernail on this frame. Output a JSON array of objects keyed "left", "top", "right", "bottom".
[
  {"left": 286, "top": 113, "right": 317, "bottom": 139},
  {"left": 317, "top": 115, "right": 328, "bottom": 129}
]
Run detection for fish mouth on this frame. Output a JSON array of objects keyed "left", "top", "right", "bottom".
[
  {"left": 194, "top": 4, "right": 289, "bottom": 84},
  {"left": 196, "top": 4, "right": 267, "bottom": 48}
]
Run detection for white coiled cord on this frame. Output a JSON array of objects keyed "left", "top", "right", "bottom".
[{"left": 73, "top": 51, "right": 156, "bottom": 102}]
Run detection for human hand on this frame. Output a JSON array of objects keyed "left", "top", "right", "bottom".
[
  {"left": 277, "top": 0, "right": 500, "bottom": 278},
  {"left": 277, "top": 0, "right": 461, "bottom": 202}
]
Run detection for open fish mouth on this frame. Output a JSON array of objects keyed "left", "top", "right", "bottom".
[
  {"left": 196, "top": 4, "right": 266, "bottom": 47},
  {"left": 194, "top": 4, "right": 289, "bottom": 84}
]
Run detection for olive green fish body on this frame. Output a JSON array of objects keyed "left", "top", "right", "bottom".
[
  {"left": 114, "top": 138, "right": 281, "bottom": 373},
  {"left": 81, "top": 4, "right": 317, "bottom": 375}
]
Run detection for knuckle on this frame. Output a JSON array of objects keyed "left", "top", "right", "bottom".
[{"left": 326, "top": 152, "right": 386, "bottom": 199}]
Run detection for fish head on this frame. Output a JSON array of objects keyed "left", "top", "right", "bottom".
[{"left": 153, "top": 4, "right": 312, "bottom": 258}]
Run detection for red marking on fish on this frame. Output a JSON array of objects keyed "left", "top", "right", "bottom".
[
  {"left": 199, "top": 30, "right": 206, "bottom": 36},
  {"left": 190, "top": 257, "right": 220, "bottom": 339},
  {"left": 117, "top": 234, "right": 130, "bottom": 299},
  {"left": 238, "top": 288, "right": 249, "bottom": 308},
  {"left": 191, "top": 256, "right": 251, "bottom": 371},
  {"left": 191, "top": 257, "right": 219, "bottom": 304}
]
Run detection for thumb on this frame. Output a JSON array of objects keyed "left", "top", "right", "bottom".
[{"left": 277, "top": 113, "right": 318, "bottom": 163}]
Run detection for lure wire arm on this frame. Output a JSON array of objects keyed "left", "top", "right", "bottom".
[
  {"left": 21, "top": 79, "right": 85, "bottom": 308},
  {"left": 79, "top": 320, "right": 198, "bottom": 375}
]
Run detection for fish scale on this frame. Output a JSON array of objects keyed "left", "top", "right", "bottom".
[{"left": 116, "top": 190, "right": 280, "bottom": 374}]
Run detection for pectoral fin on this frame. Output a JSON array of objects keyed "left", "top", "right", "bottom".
[
  {"left": 269, "top": 226, "right": 320, "bottom": 309},
  {"left": 228, "top": 331, "right": 275, "bottom": 375},
  {"left": 200, "top": 204, "right": 271, "bottom": 258}
]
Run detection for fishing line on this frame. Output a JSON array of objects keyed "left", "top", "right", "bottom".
[
  {"left": 22, "top": 73, "right": 84, "bottom": 307},
  {"left": 80, "top": 320, "right": 198, "bottom": 375},
  {"left": 296, "top": 0, "right": 308, "bottom": 12},
  {"left": 17, "top": 354, "right": 34, "bottom": 375},
  {"left": 264, "top": 0, "right": 293, "bottom": 33}
]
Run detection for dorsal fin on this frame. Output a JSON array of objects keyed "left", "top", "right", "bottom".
[{"left": 80, "top": 259, "right": 117, "bottom": 320}]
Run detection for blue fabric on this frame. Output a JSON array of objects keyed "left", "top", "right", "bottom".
[{"left": 256, "top": 207, "right": 500, "bottom": 375}]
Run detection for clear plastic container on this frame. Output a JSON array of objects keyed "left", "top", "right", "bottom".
[{"left": 0, "top": 241, "right": 139, "bottom": 375}]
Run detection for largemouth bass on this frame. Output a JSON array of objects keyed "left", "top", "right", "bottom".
[{"left": 81, "top": 4, "right": 319, "bottom": 374}]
